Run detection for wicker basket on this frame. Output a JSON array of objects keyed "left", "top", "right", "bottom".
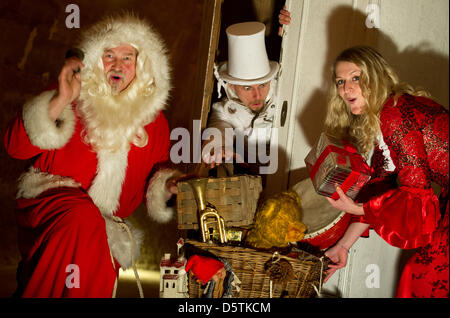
[
  {"left": 177, "top": 175, "right": 262, "bottom": 229},
  {"left": 184, "top": 240, "right": 327, "bottom": 298}
]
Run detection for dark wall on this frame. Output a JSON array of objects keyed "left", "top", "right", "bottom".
[{"left": 0, "top": 0, "right": 204, "bottom": 268}]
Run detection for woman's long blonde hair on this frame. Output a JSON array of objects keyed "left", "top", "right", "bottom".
[{"left": 324, "top": 46, "right": 430, "bottom": 155}]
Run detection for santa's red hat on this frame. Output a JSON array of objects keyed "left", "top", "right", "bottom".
[{"left": 185, "top": 255, "right": 224, "bottom": 285}]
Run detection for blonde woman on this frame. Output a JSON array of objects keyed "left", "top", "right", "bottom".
[{"left": 323, "top": 46, "right": 448, "bottom": 298}]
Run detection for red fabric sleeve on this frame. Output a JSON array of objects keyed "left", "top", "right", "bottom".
[
  {"left": 363, "top": 187, "right": 439, "bottom": 248},
  {"left": 156, "top": 111, "right": 170, "bottom": 163},
  {"left": 3, "top": 113, "right": 43, "bottom": 160},
  {"left": 350, "top": 214, "right": 370, "bottom": 237},
  {"left": 351, "top": 173, "right": 399, "bottom": 238},
  {"left": 362, "top": 97, "right": 443, "bottom": 249}
]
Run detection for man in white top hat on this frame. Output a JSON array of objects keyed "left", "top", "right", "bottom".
[{"left": 202, "top": 21, "right": 280, "bottom": 175}]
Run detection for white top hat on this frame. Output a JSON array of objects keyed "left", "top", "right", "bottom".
[{"left": 216, "top": 22, "right": 279, "bottom": 86}]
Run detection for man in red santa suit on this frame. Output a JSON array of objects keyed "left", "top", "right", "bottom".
[{"left": 3, "top": 14, "right": 180, "bottom": 297}]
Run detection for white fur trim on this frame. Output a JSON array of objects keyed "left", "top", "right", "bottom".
[
  {"left": 22, "top": 90, "right": 75, "bottom": 149},
  {"left": 84, "top": 144, "right": 147, "bottom": 269},
  {"left": 87, "top": 146, "right": 129, "bottom": 217},
  {"left": 16, "top": 167, "right": 81, "bottom": 199},
  {"left": 146, "top": 169, "right": 180, "bottom": 223},
  {"left": 377, "top": 134, "right": 396, "bottom": 172},
  {"left": 104, "top": 216, "right": 143, "bottom": 269}
]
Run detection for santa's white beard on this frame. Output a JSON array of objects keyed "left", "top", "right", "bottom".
[{"left": 78, "top": 79, "right": 152, "bottom": 152}]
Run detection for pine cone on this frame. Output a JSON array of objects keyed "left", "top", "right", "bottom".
[{"left": 264, "top": 258, "right": 294, "bottom": 284}]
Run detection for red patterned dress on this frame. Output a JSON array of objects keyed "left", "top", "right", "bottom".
[{"left": 358, "top": 94, "right": 449, "bottom": 298}]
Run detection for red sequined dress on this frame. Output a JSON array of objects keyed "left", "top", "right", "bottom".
[{"left": 356, "top": 94, "right": 449, "bottom": 298}]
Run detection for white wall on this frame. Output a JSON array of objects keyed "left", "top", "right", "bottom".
[
  {"left": 286, "top": 0, "right": 448, "bottom": 184},
  {"left": 378, "top": 0, "right": 449, "bottom": 107}
]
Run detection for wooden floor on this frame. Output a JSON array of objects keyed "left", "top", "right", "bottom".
[
  {"left": 0, "top": 265, "right": 160, "bottom": 298},
  {"left": 0, "top": 265, "right": 18, "bottom": 298}
]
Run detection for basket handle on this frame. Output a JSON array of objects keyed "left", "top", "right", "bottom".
[
  {"left": 271, "top": 251, "right": 281, "bottom": 264},
  {"left": 216, "top": 163, "right": 234, "bottom": 177},
  {"left": 193, "top": 162, "right": 234, "bottom": 178}
]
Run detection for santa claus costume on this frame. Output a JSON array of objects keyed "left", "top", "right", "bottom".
[{"left": 3, "top": 14, "right": 177, "bottom": 297}]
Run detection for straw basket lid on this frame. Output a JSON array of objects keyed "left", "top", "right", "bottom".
[{"left": 217, "top": 21, "right": 279, "bottom": 85}]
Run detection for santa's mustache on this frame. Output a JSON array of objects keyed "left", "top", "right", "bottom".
[{"left": 107, "top": 70, "right": 126, "bottom": 82}]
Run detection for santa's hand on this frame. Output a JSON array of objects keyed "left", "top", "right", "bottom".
[
  {"left": 165, "top": 173, "right": 185, "bottom": 201},
  {"left": 326, "top": 187, "right": 364, "bottom": 215},
  {"left": 58, "top": 57, "right": 84, "bottom": 104},
  {"left": 49, "top": 57, "right": 84, "bottom": 121}
]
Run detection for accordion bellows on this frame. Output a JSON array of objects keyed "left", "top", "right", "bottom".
[{"left": 304, "top": 133, "right": 371, "bottom": 200}]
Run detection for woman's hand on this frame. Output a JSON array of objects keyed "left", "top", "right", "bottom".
[
  {"left": 322, "top": 222, "right": 369, "bottom": 283},
  {"left": 323, "top": 244, "right": 349, "bottom": 283},
  {"left": 326, "top": 187, "right": 364, "bottom": 215}
]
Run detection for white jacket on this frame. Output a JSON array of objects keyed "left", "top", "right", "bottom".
[
  {"left": 204, "top": 97, "right": 276, "bottom": 166},
  {"left": 208, "top": 98, "right": 276, "bottom": 140}
]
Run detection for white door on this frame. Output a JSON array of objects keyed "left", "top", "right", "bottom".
[
  {"left": 322, "top": 230, "right": 407, "bottom": 298},
  {"left": 267, "top": 0, "right": 449, "bottom": 297}
]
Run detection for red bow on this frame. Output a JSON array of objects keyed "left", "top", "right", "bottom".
[{"left": 309, "top": 140, "right": 370, "bottom": 200}]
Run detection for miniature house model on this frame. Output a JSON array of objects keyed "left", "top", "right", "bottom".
[{"left": 159, "top": 253, "right": 188, "bottom": 298}]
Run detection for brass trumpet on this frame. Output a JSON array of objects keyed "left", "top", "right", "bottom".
[{"left": 187, "top": 177, "right": 227, "bottom": 244}]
